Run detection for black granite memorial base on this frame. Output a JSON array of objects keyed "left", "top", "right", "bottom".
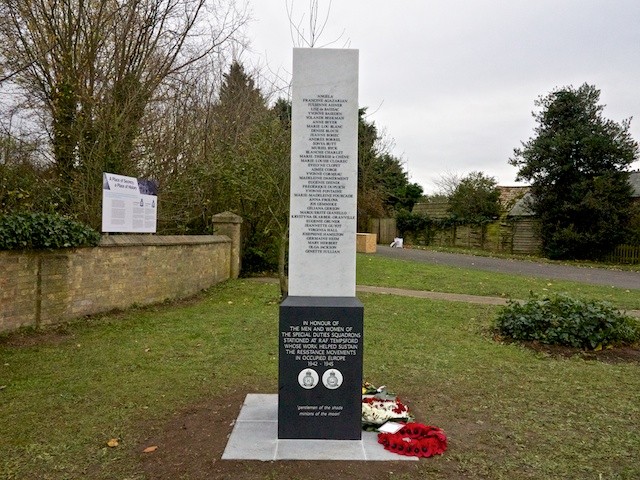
[{"left": 278, "top": 296, "right": 364, "bottom": 440}]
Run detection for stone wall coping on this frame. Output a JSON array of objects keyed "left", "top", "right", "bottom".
[
  {"left": 99, "top": 234, "right": 229, "bottom": 247},
  {"left": 211, "top": 211, "right": 243, "bottom": 224}
]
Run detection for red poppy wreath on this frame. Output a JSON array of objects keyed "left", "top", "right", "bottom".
[{"left": 377, "top": 423, "right": 448, "bottom": 458}]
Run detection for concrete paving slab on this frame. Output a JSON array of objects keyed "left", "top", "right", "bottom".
[
  {"left": 221, "top": 394, "right": 417, "bottom": 462},
  {"left": 277, "top": 439, "right": 365, "bottom": 460},
  {"left": 236, "top": 393, "right": 278, "bottom": 422},
  {"left": 361, "top": 431, "right": 414, "bottom": 461},
  {"left": 221, "top": 421, "right": 277, "bottom": 461}
]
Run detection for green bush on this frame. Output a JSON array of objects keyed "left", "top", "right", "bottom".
[
  {"left": 241, "top": 229, "right": 280, "bottom": 274},
  {"left": 396, "top": 210, "right": 431, "bottom": 236},
  {"left": 0, "top": 212, "right": 101, "bottom": 250},
  {"left": 495, "top": 294, "right": 640, "bottom": 349},
  {"left": 396, "top": 210, "right": 437, "bottom": 245}
]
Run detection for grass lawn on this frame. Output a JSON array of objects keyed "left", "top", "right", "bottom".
[
  {"left": 1, "top": 262, "right": 639, "bottom": 479},
  {"left": 356, "top": 253, "right": 640, "bottom": 310}
]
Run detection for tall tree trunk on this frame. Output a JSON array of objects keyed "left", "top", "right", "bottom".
[{"left": 278, "top": 228, "right": 288, "bottom": 298}]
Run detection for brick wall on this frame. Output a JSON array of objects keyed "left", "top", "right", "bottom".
[{"left": 0, "top": 235, "right": 233, "bottom": 333}]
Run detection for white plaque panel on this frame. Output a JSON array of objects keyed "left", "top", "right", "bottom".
[
  {"left": 288, "top": 48, "right": 359, "bottom": 297},
  {"left": 101, "top": 172, "right": 158, "bottom": 233}
]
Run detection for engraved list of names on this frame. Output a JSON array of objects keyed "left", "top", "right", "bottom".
[
  {"left": 288, "top": 49, "right": 359, "bottom": 297},
  {"left": 296, "top": 94, "right": 351, "bottom": 255}
]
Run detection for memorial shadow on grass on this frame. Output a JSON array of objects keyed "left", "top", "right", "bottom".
[{"left": 1, "top": 280, "right": 639, "bottom": 479}]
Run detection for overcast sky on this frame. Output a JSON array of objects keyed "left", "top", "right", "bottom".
[{"left": 244, "top": 1, "right": 640, "bottom": 193}]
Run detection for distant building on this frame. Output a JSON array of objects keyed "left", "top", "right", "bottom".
[
  {"left": 630, "top": 171, "right": 640, "bottom": 202},
  {"left": 404, "top": 173, "right": 639, "bottom": 255},
  {"left": 497, "top": 186, "right": 530, "bottom": 210},
  {"left": 414, "top": 185, "right": 529, "bottom": 218},
  {"left": 505, "top": 171, "right": 640, "bottom": 254},
  {"left": 508, "top": 171, "right": 640, "bottom": 217},
  {"left": 412, "top": 200, "right": 448, "bottom": 219}
]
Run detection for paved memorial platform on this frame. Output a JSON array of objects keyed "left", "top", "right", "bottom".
[{"left": 221, "top": 394, "right": 418, "bottom": 461}]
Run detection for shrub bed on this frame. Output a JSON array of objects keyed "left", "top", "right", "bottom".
[{"left": 495, "top": 294, "right": 640, "bottom": 349}]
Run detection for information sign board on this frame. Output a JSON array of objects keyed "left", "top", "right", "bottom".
[{"left": 101, "top": 172, "right": 158, "bottom": 233}]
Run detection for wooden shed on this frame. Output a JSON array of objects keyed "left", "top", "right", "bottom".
[{"left": 506, "top": 193, "right": 542, "bottom": 254}]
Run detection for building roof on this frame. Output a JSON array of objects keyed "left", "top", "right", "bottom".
[
  {"left": 508, "top": 172, "right": 640, "bottom": 217},
  {"left": 497, "top": 186, "right": 529, "bottom": 206},
  {"left": 412, "top": 201, "right": 449, "bottom": 219},
  {"left": 507, "top": 192, "right": 535, "bottom": 217}
]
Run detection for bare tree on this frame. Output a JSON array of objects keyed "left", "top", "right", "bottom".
[
  {"left": 432, "top": 170, "right": 463, "bottom": 198},
  {"left": 286, "top": 0, "right": 345, "bottom": 48},
  {"left": 137, "top": 66, "right": 222, "bottom": 232},
  {"left": 233, "top": 109, "right": 290, "bottom": 295},
  {"left": 138, "top": 58, "right": 291, "bottom": 294},
  {"left": 0, "top": 0, "right": 246, "bottom": 225}
]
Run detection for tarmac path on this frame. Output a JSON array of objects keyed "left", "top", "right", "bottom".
[{"left": 375, "top": 245, "right": 640, "bottom": 290}]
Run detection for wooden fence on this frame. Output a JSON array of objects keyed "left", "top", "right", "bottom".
[
  {"left": 368, "top": 218, "right": 398, "bottom": 245},
  {"left": 604, "top": 244, "right": 640, "bottom": 264},
  {"left": 369, "top": 218, "right": 517, "bottom": 252},
  {"left": 368, "top": 217, "right": 637, "bottom": 265}
]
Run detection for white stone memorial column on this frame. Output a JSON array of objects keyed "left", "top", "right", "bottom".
[
  {"left": 288, "top": 48, "right": 359, "bottom": 296},
  {"left": 279, "top": 48, "right": 363, "bottom": 440}
]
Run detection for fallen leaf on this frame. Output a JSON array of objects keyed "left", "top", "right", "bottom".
[
  {"left": 107, "top": 438, "right": 119, "bottom": 448},
  {"left": 143, "top": 445, "right": 158, "bottom": 453}
]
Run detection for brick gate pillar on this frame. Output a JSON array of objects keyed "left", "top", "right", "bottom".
[{"left": 212, "top": 212, "right": 243, "bottom": 279}]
